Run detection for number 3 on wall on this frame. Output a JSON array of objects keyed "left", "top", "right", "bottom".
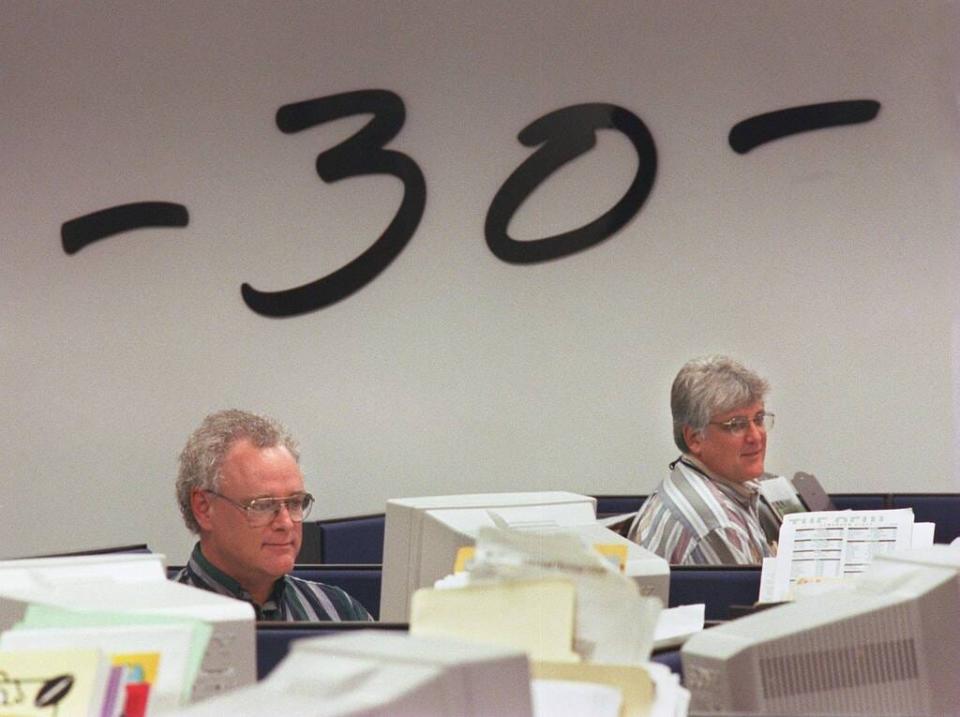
[{"left": 241, "top": 90, "right": 428, "bottom": 318}]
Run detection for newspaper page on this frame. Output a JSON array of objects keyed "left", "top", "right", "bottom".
[{"left": 769, "top": 509, "right": 915, "bottom": 602}]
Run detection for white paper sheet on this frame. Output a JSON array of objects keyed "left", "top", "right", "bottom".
[
  {"left": 912, "top": 522, "right": 935, "bottom": 548},
  {"left": 771, "top": 509, "right": 915, "bottom": 601},
  {"left": 757, "top": 557, "right": 779, "bottom": 604},
  {"left": 652, "top": 604, "right": 704, "bottom": 650}
]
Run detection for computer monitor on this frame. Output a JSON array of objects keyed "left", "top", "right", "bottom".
[
  {"left": 174, "top": 630, "right": 533, "bottom": 716},
  {"left": 379, "top": 491, "right": 669, "bottom": 622},
  {"left": 680, "top": 545, "right": 960, "bottom": 715},
  {"left": 0, "top": 553, "right": 256, "bottom": 702}
]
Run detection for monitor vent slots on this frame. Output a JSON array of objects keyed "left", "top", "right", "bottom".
[{"left": 759, "top": 637, "right": 919, "bottom": 700}]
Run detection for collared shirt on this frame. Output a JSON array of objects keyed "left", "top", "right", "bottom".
[
  {"left": 174, "top": 543, "right": 372, "bottom": 622},
  {"left": 627, "top": 456, "right": 774, "bottom": 565}
]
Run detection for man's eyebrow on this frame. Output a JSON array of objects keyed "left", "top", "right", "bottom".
[
  {"left": 728, "top": 100, "right": 881, "bottom": 154},
  {"left": 61, "top": 201, "right": 189, "bottom": 255}
]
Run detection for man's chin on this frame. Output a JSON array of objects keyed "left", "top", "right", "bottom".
[
  {"left": 262, "top": 546, "right": 297, "bottom": 571},
  {"left": 740, "top": 462, "right": 765, "bottom": 481}
]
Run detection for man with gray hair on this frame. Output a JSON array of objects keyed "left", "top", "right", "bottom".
[
  {"left": 174, "top": 409, "right": 371, "bottom": 621},
  {"left": 627, "top": 356, "right": 777, "bottom": 564}
]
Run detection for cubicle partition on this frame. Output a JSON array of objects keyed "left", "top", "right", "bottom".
[
  {"left": 667, "top": 565, "right": 762, "bottom": 621},
  {"left": 828, "top": 493, "right": 889, "bottom": 511},
  {"left": 890, "top": 493, "right": 960, "bottom": 545},
  {"left": 298, "top": 514, "right": 387, "bottom": 564},
  {"left": 818, "top": 493, "right": 960, "bottom": 544},
  {"left": 255, "top": 622, "right": 408, "bottom": 679},
  {"left": 593, "top": 495, "right": 647, "bottom": 518}
]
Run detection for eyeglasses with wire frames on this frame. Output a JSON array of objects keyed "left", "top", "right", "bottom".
[
  {"left": 709, "top": 411, "right": 775, "bottom": 436},
  {"left": 203, "top": 490, "right": 314, "bottom": 527}
]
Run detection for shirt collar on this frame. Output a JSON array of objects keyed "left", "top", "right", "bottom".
[
  {"left": 189, "top": 543, "right": 288, "bottom": 610},
  {"left": 678, "top": 454, "right": 760, "bottom": 501}
]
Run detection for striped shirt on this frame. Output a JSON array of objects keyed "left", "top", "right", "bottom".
[
  {"left": 174, "top": 543, "right": 372, "bottom": 622},
  {"left": 627, "top": 457, "right": 774, "bottom": 565}
]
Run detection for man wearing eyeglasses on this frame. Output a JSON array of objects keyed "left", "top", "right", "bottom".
[
  {"left": 173, "top": 409, "right": 372, "bottom": 621},
  {"left": 627, "top": 355, "right": 778, "bottom": 565}
]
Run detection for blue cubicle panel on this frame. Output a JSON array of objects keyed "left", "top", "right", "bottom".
[
  {"left": 829, "top": 493, "right": 889, "bottom": 511},
  {"left": 890, "top": 493, "right": 960, "bottom": 544},
  {"left": 320, "top": 515, "right": 386, "bottom": 564},
  {"left": 668, "top": 566, "right": 762, "bottom": 621},
  {"left": 298, "top": 514, "right": 386, "bottom": 564},
  {"left": 592, "top": 495, "right": 647, "bottom": 517},
  {"left": 256, "top": 622, "right": 407, "bottom": 679}
]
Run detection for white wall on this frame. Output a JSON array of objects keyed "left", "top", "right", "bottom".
[{"left": 2, "top": 1, "right": 959, "bottom": 562}]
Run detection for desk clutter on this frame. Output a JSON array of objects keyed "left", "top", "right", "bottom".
[
  {"left": 5, "top": 491, "right": 960, "bottom": 715},
  {"left": 163, "top": 564, "right": 761, "bottom": 625},
  {"left": 178, "top": 508, "right": 689, "bottom": 716}
]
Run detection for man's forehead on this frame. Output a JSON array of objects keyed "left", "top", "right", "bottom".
[
  {"left": 712, "top": 402, "right": 765, "bottom": 419},
  {"left": 224, "top": 437, "right": 289, "bottom": 457},
  {"left": 221, "top": 440, "right": 302, "bottom": 478}
]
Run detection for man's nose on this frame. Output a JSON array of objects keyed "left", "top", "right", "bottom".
[{"left": 271, "top": 502, "right": 295, "bottom": 527}]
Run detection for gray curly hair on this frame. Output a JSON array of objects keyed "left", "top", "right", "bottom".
[
  {"left": 176, "top": 409, "right": 300, "bottom": 533},
  {"left": 671, "top": 355, "right": 769, "bottom": 453}
]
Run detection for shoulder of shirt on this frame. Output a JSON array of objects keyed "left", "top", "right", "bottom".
[
  {"left": 284, "top": 573, "right": 340, "bottom": 592},
  {"left": 663, "top": 462, "right": 750, "bottom": 534},
  {"left": 174, "top": 565, "right": 197, "bottom": 584},
  {"left": 284, "top": 574, "right": 371, "bottom": 620},
  {"left": 283, "top": 574, "right": 357, "bottom": 604}
]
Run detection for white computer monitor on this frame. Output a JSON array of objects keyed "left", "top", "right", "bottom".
[
  {"left": 681, "top": 545, "right": 960, "bottom": 715},
  {"left": 174, "top": 630, "right": 534, "bottom": 717},
  {"left": 379, "top": 491, "right": 669, "bottom": 622},
  {"left": 0, "top": 553, "right": 256, "bottom": 702}
]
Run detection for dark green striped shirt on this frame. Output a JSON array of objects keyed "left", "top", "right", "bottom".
[{"left": 174, "top": 543, "right": 372, "bottom": 622}]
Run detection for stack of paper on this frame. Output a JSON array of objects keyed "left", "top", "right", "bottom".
[
  {"left": 760, "top": 508, "right": 936, "bottom": 603},
  {"left": 410, "top": 525, "right": 690, "bottom": 717}
]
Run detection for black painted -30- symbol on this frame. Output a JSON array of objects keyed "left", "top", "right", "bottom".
[{"left": 60, "top": 96, "right": 880, "bottom": 317}]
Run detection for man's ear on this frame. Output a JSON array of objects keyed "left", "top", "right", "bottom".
[
  {"left": 683, "top": 425, "right": 703, "bottom": 458},
  {"left": 191, "top": 489, "right": 214, "bottom": 531}
]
